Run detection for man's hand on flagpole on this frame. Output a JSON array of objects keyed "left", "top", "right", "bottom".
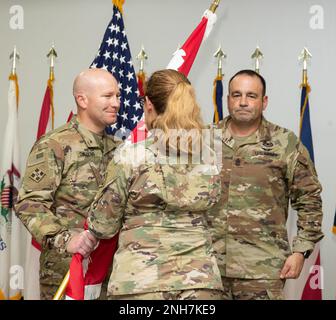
[{"left": 66, "top": 230, "right": 98, "bottom": 258}]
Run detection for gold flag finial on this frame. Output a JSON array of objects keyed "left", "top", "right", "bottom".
[
  {"left": 214, "top": 45, "right": 227, "bottom": 77},
  {"left": 209, "top": 0, "right": 221, "bottom": 13},
  {"left": 9, "top": 46, "right": 20, "bottom": 76},
  {"left": 298, "top": 47, "right": 312, "bottom": 85},
  {"left": 136, "top": 45, "right": 148, "bottom": 74},
  {"left": 251, "top": 46, "right": 264, "bottom": 74},
  {"left": 47, "top": 44, "right": 58, "bottom": 81},
  {"left": 112, "top": 0, "right": 124, "bottom": 14}
]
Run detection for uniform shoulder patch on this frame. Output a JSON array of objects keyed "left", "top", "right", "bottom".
[
  {"left": 29, "top": 168, "right": 46, "bottom": 183},
  {"left": 28, "top": 149, "right": 47, "bottom": 167}
]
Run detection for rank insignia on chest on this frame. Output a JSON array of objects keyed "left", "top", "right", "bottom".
[
  {"left": 261, "top": 140, "right": 274, "bottom": 151},
  {"left": 29, "top": 168, "right": 46, "bottom": 183}
]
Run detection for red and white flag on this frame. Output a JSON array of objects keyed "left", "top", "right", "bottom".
[
  {"left": 166, "top": 9, "right": 217, "bottom": 76},
  {"left": 133, "top": 6, "right": 218, "bottom": 144},
  {"left": 24, "top": 76, "right": 55, "bottom": 300},
  {"left": 0, "top": 73, "right": 24, "bottom": 300},
  {"left": 66, "top": 229, "right": 118, "bottom": 300},
  {"left": 36, "top": 79, "right": 54, "bottom": 140}
]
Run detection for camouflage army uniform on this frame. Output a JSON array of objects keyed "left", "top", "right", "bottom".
[
  {"left": 207, "top": 116, "right": 323, "bottom": 299},
  {"left": 15, "top": 116, "right": 119, "bottom": 299},
  {"left": 87, "top": 137, "right": 224, "bottom": 300}
]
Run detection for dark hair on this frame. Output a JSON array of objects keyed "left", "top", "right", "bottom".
[{"left": 228, "top": 69, "right": 266, "bottom": 96}]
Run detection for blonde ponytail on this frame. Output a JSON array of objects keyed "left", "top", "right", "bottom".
[{"left": 145, "top": 69, "right": 204, "bottom": 157}]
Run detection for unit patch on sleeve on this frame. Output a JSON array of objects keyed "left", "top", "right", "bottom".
[{"left": 29, "top": 168, "right": 46, "bottom": 183}]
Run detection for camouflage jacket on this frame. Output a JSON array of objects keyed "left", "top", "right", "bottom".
[
  {"left": 208, "top": 116, "right": 324, "bottom": 279},
  {"left": 88, "top": 137, "right": 223, "bottom": 295},
  {"left": 15, "top": 116, "right": 119, "bottom": 285}
]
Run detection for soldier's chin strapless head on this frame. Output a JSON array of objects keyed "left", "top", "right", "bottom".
[{"left": 73, "top": 68, "right": 121, "bottom": 133}]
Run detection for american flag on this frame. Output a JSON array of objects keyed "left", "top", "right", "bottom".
[{"left": 91, "top": 5, "right": 143, "bottom": 138}]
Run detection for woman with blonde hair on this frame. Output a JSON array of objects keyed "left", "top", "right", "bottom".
[{"left": 86, "top": 69, "right": 223, "bottom": 300}]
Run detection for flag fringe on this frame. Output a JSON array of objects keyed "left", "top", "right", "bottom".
[
  {"left": 299, "top": 83, "right": 311, "bottom": 137},
  {"left": 112, "top": 0, "right": 124, "bottom": 13},
  {"left": 9, "top": 74, "right": 19, "bottom": 109},
  {"left": 48, "top": 78, "right": 55, "bottom": 130},
  {"left": 137, "top": 71, "right": 146, "bottom": 97},
  {"left": 333, "top": 225, "right": 336, "bottom": 234},
  {"left": 213, "top": 75, "right": 222, "bottom": 124}
]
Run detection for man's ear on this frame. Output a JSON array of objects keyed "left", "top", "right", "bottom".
[
  {"left": 262, "top": 95, "right": 268, "bottom": 111},
  {"left": 75, "top": 93, "right": 88, "bottom": 110}
]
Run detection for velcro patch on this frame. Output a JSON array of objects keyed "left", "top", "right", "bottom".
[
  {"left": 28, "top": 150, "right": 47, "bottom": 167},
  {"left": 29, "top": 168, "right": 46, "bottom": 183}
]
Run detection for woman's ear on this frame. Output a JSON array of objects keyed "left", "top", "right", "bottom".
[{"left": 145, "top": 96, "right": 154, "bottom": 113}]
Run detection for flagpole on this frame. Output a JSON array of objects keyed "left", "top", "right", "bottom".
[
  {"left": 136, "top": 45, "right": 148, "bottom": 78},
  {"left": 47, "top": 44, "right": 57, "bottom": 82},
  {"left": 9, "top": 47, "right": 20, "bottom": 109},
  {"left": 209, "top": 0, "right": 221, "bottom": 13},
  {"left": 299, "top": 47, "right": 312, "bottom": 86},
  {"left": 9, "top": 46, "right": 20, "bottom": 76},
  {"left": 53, "top": 270, "right": 69, "bottom": 300},
  {"left": 47, "top": 44, "right": 57, "bottom": 130},
  {"left": 251, "top": 46, "right": 263, "bottom": 74},
  {"left": 298, "top": 47, "right": 312, "bottom": 138},
  {"left": 214, "top": 45, "right": 226, "bottom": 77}
]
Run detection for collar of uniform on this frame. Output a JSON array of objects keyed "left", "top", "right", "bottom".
[
  {"left": 70, "top": 115, "right": 101, "bottom": 148},
  {"left": 145, "top": 133, "right": 160, "bottom": 158},
  {"left": 218, "top": 116, "right": 235, "bottom": 148},
  {"left": 145, "top": 132, "right": 172, "bottom": 162},
  {"left": 255, "top": 117, "right": 272, "bottom": 143},
  {"left": 219, "top": 116, "right": 272, "bottom": 147},
  {"left": 103, "top": 135, "right": 122, "bottom": 155}
]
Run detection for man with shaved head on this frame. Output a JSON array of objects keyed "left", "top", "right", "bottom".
[{"left": 15, "top": 68, "right": 121, "bottom": 299}]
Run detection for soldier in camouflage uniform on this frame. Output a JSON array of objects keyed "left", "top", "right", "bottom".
[
  {"left": 15, "top": 68, "right": 121, "bottom": 299},
  {"left": 208, "top": 69, "right": 324, "bottom": 299},
  {"left": 85, "top": 69, "right": 224, "bottom": 299}
]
